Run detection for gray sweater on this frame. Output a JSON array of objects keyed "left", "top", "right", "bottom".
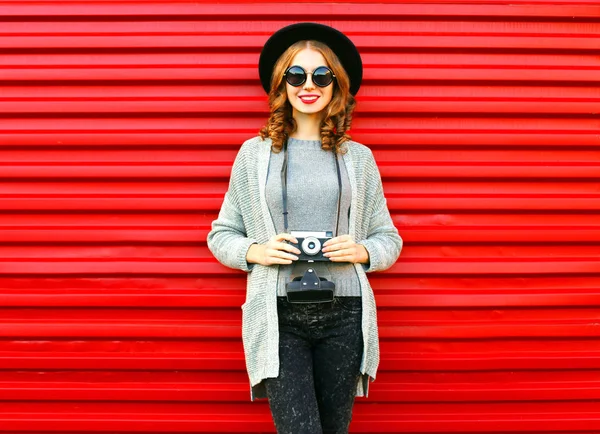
[
  {"left": 207, "top": 136, "right": 403, "bottom": 400},
  {"left": 265, "top": 137, "right": 361, "bottom": 296}
]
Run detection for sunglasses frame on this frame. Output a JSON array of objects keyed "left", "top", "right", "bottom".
[{"left": 283, "top": 65, "right": 336, "bottom": 88}]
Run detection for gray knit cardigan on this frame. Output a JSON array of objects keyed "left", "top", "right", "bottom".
[{"left": 207, "top": 136, "right": 403, "bottom": 400}]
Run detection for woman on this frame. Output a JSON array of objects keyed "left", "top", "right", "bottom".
[{"left": 207, "top": 22, "right": 402, "bottom": 434}]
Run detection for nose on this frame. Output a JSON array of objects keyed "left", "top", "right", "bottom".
[{"left": 303, "top": 74, "right": 315, "bottom": 90}]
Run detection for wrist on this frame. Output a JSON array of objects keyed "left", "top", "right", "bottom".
[
  {"left": 246, "top": 243, "right": 264, "bottom": 265},
  {"left": 357, "top": 243, "right": 370, "bottom": 264}
]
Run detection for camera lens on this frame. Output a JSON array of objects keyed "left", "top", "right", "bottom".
[{"left": 301, "top": 237, "right": 321, "bottom": 256}]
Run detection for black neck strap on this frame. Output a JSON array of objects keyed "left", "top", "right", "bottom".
[{"left": 281, "top": 139, "right": 342, "bottom": 237}]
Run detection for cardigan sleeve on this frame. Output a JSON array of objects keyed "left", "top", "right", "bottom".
[
  {"left": 207, "top": 145, "right": 257, "bottom": 272},
  {"left": 358, "top": 151, "right": 403, "bottom": 273}
]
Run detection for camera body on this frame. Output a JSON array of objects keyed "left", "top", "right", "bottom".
[{"left": 289, "top": 230, "right": 333, "bottom": 262}]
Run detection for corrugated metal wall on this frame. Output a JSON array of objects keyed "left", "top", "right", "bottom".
[{"left": 1, "top": 1, "right": 599, "bottom": 432}]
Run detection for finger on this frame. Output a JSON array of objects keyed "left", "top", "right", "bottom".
[
  {"left": 267, "top": 257, "right": 294, "bottom": 265},
  {"left": 269, "top": 249, "right": 298, "bottom": 261},
  {"left": 280, "top": 251, "right": 299, "bottom": 261},
  {"left": 322, "top": 236, "right": 341, "bottom": 247},
  {"left": 328, "top": 254, "right": 354, "bottom": 263},
  {"left": 275, "top": 233, "right": 299, "bottom": 244},
  {"left": 324, "top": 248, "right": 349, "bottom": 258},
  {"left": 274, "top": 241, "right": 301, "bottom": 255},
  {"left": 326, "top": 234, "right": 351, "bottom": 245},
  {"left": 323, "top": 240, "right": 354, "bottom": 252}
]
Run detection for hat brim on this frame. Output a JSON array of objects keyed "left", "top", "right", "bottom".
[{"left": 259, "top": 22, "right": 363, "bottom": 96}]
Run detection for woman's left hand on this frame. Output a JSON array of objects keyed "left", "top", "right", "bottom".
[{"left": 322, "top": 235, "right": 370, "bottom": 264}]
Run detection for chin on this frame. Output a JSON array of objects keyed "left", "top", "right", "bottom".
[
  {"left": 294, "top": 103, "right": 328, "bottom": 116},
  {"left": 300, "top": 108, "right": 325, "bottom": 116}
]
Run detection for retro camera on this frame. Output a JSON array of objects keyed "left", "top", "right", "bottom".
[{"left": 289, "top": 230, "right": 333, "bottom": 262}]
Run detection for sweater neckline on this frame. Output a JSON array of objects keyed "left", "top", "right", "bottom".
[{"left": 287, "top": 137, "right": 322, "bottom": 148}]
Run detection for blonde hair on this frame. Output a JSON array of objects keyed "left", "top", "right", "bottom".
[{"left": 258, "top": 40, "right": 356, "bottom": 154}]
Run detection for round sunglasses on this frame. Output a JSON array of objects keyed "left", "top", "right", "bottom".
[{"left": 283, "top": 65, "right": 336, "bottom": 88}]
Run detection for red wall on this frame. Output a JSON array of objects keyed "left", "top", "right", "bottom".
[{"left": 1, "top": 1, "right": 600, "bottom": 432}]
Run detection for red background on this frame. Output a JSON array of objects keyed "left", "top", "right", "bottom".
[{"left": 1, "top": 0, "right": 600, "bottom": 432}]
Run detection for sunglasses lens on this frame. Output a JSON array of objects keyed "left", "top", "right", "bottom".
[
  {"left": 285, "top": 66, "right": 306, "bottom": 86},
  {"left": 313, "top": 67, "right": 333, "bottom": 87}
]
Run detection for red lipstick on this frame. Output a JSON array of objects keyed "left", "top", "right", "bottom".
[{"left": 299, "top": 95, "right": 320, "bottom": 104}]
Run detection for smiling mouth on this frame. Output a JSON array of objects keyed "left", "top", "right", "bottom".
[{"left": 299, "top": 96, "right": 319, "bottom": 104}]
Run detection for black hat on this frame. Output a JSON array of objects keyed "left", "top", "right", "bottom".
[{"left": 258, "top": 22, "right": 363, "bottom": 96}]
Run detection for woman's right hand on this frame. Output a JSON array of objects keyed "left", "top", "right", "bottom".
[{"left": 246, "top": 233, "right": 302, "bottom": 266}]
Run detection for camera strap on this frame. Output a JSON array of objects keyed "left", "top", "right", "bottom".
[{"left": 281, "top": 138, "right": 343, "bottom": 237}]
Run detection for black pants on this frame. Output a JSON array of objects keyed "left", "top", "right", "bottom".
[{"left": 265, "top": 296, "right": 363, "bottom": 434}]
